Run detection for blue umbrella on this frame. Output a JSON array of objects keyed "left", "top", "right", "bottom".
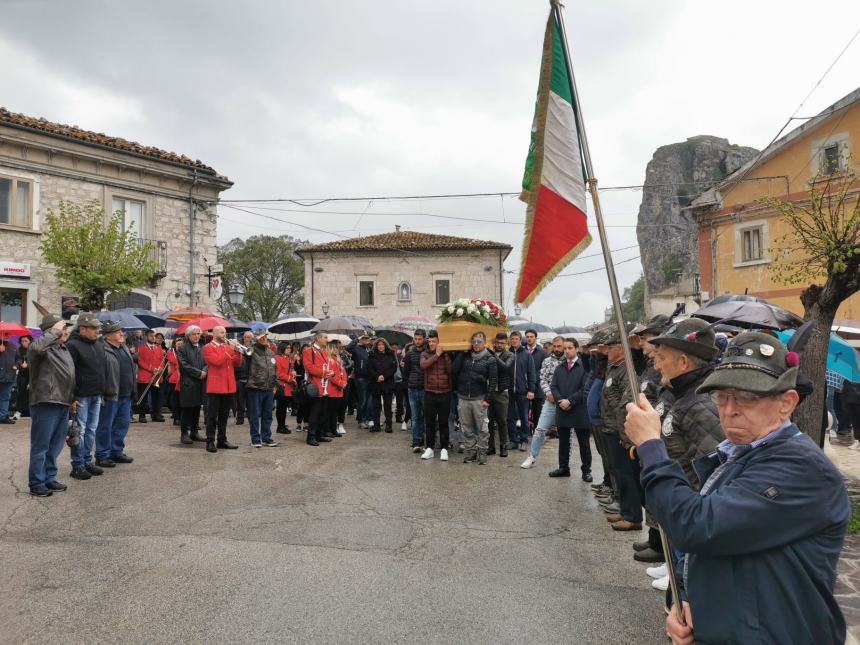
[
  {"left": 776, "top": 329, "right": 860, "bottom": 381},
  {"left": 96, "top": 310, "right": 148, "bottom": 331},
  {"left": 112, "top": 308, "right": 166, "bottom": 328},
  {"left": 250, "top": 321, "right": 269, "bottom": 333}
]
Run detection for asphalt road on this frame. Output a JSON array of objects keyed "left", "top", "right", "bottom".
[{"left": 0, "top": 415, "right": 666, "bottom": 644}]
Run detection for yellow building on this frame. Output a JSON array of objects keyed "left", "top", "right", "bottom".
[{"left": 692, "top": 87, "right": 860, "bottom": 323}]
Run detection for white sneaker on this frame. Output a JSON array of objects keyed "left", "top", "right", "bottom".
[
  {"left": 337, "top": 424, "right": 346, "bottom": 435},
  {"left": 521, "top": 455, "right": 536, "bottom": 469},
  {"left": 646, "top": 564, "right": 667, "bottom": 579},
  {"left": 849, "top": 440, "right": 860, "bottom": 451},
  {"left": 652, "top": 575, "right": 669, "bottom": 591},
  {"left": 368, "top": 420, "right": 374, "bottom": 428},
  {"left": 440, "top": 449, "right": 449, "bottom": 461},
  {"left": 401, "top": 421, "right": 407, "bottom": 431},
  {"left": 251, "top": 443, "right": 262, "bottom": 448},
  {"left": 421, "top": 448, "right": 434, "bottom": 460}
]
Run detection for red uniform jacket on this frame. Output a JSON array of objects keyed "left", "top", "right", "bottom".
[
  {"left": 138, "top": 343, "right": 165, "bottom": 384},
  {"left": 276, "top": 355, "right": 296, "bottom": 396},
  {"left": 167, "top": 348, "right": 180, "bottom": 390},
  {"left": 326, "top": 357, "right": 347, "bottom": 398},
  {"left": 302, "top": 344, "right": 330, "bottom": 398},
  {"left": 203, "top": 341, "right": 243, "bottom": 394}
]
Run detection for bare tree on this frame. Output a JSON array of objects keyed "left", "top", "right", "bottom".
[{"left": 761, "top": 170, "right": 860, "bottom": 443}]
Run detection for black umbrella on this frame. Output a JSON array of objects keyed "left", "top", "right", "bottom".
[
  {"left": 511, "top": 321, "right": 555, "bottom": 333},
  {"left": 113, "top": 307, "right": 166, "bottom": 329},
  {"left": 374, "top": 327, "right": 412, "bottom": 347},
  {"left": 310, "top": 316, "right": 368, "bottom": 334},
  {"left": 226, "top": 317, "right": 252, "bottom": 333},
  {"left": 693, "top": 295, "right": 803, "bottom": 330},
  {"left": 268, "top": 312, "right": 320, "bottom": 335},
  {"left": 555, "top": 325, "right": 588, "bottom": 334}
]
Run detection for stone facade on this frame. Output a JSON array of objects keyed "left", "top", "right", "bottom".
[
  {"left": 301, "top": 246, "right": 510, "bottom": 326},
  {"left": 0, "top": 113, "right": 231, "bottom": 326}
]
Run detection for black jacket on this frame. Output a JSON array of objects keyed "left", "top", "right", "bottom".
[
  {"left": 66, "top": 332, "right": 106, "bottom": 397},
  {"left": 0, "top": 340, "right": 15, "bottom": 384},
  {"left": 403, "top": 343, "right": 426, "bottom": 390},
  {"left": 493, "top": 349, "right": 514, "bottom": 393},
  {"left": 526, "top": 344, "right": 546, "bottom": 395},
  {"left": 659, "top": 365, "right": 724, "bottom": 489},
  {"left": 177, "top": 342, "right": 207, "bottom": 407},
  {"left": 368, "top": 349, "right": 398, "bottom": 393},
  {"left": 452, "top": 349, "right": 498, "bottom": 402},
  {"left": 550, "top": 358, "right": 589, "bottom": 428}
]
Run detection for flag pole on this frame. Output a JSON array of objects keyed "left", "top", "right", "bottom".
[
  {"left": 550, "top": 0, "right": 684, "bottom": 621},
  {"left": 550, "top": 0, "right": 638, "bottom": 395}
]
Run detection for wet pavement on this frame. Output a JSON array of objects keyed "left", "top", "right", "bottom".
[
  {"left": 0, "top": 416, "right": 666, "bottom": 644},
  {"left": 829, "top": 432, "right": 860, "bottom": 644}
]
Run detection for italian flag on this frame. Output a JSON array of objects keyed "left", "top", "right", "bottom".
[{"left": 516, "top": 11, "right": 592, "bottom": 307}]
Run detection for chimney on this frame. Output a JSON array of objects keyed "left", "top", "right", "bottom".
[{"left": 395, "top": 225, "right": 401, "bottom": 232}]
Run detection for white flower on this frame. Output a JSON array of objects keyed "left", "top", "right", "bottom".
[
  {"left": 475, "top": 300, "right": 483, "bottom": 306},
  {"left": 456, "top": 308, "right": 464, "bottom": 316},
  {"left": 482, "top": 305, "right": 491, "bottom": 313},
  {"left": 447, "top": 305, "right": 455, "bottom": 314},
  {"left": 456, "top": 298, "right": 469, "bottom": 307},
  {"left": 467, "top": 304, "right": 476, "bottom": 313}
]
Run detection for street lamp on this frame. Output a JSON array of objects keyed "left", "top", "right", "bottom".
[
  {"left": 514, "top": 303, "right": 522, "bottom": 316},
  {"left": 321, "top": 301, "right": 330, "bottom": 318},
  {"left": 227, "top": 284, "right": 245, "bottom": 307}
]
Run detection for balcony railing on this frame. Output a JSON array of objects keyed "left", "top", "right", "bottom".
[{"left": 138, "top": 238, "right": 168, "bottom": 280}]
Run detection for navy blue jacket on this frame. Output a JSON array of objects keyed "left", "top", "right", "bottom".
[
  {"left": 639, "top": 424, "right": 849, "bottom": 644},
  {"left": 346, "top": 340, "right": 371, "bottom": 379},
  {"left": 510, "top": 345, "right": 537, "bottom": 395},
  {"left": 550, "top": 358, "right": 589, "bottom": 428}
]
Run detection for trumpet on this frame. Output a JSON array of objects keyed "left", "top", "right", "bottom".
[{"left": 228, "top": 338, "right": 253, "bottom": 355}]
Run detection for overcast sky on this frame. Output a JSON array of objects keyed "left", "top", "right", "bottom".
[{"left": 4, "top": 1, "right": 860, "bottom": 325}]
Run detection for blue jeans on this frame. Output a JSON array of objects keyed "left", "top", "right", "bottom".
[
  {"left": 28, "top": 403, "right": 69, "bottom": 488},
  {"left": 408, "top": 388, "right": 425, "bottom": 445},
  {"left": 354, "top": 377, "right": 371, "bottom": 423},
  {"left": 530, "top": 403, "right": 557, "bottom": 458},
  {"left": 508, "top": 393, "right": 530, "bottom": 444},
  {"left": 0, "top": 381, "right": 12, "bottom": 421},
  {"left": 72, "top": 395, "right": 101, "bottom": 468},
  {"left": 96, "top": 397, "right": 132, "bottom": 458},
  {"left": 247, "top": 388, "right": 274, "bottom": 444}
]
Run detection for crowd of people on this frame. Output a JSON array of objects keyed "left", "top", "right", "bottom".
[{"left": 5, "top": 307, "right": 856, "bottom": 642}]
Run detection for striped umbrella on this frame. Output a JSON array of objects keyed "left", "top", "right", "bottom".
[{"left": 390, "top": 316, "right": 436, "bottom": 334}]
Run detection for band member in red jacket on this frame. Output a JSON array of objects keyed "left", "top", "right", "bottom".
[
  {"left": 136, "top": 329, "right": 166, "bottom": 423},
  {"left": 275, "top": 342, "right": 296, "bottom": 434},
  {"left": 302, "top": 331, "right": 333, "bottom": 447},
  {"left": 202, "top": 326, "right": 244, "bottom": 453},
  {"left": 324, "top": 343, "right": 348, "bottom": 438},
  {"left": 166, "top": 337, "right": 182, "bottom": 426}
]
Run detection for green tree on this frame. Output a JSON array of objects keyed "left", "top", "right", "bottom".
[
  {"left": 760, "top": 169, "right": 860, "bottom": 443},
  {"left": 39, "top": 200, "right": 157, "bottom": 311},
  {"left": 218, "top": 235, "right": 304, "bottom": 321},
  {"left": 621, "top": 274, "right": 646, "bottom": 323}
]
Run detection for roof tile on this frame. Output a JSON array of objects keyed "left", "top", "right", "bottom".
[
  {"left": 0, "top": 106, "right": 225, "bottom": 177},
  {"left": 298, "top": 230, "right": 512, "bottom": 255}
]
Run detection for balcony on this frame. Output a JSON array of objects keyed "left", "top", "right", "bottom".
[{"left": 138, "top": 238, "right": 168, "bottom": 281}]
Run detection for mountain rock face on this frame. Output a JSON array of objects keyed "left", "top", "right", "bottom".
[{"left": 636, "top": 135, "right": 758, "bottom": 298}]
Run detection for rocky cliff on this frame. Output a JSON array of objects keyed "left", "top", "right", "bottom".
[{"left": 636, "top": 136, "right": 758, "bottom": 299}]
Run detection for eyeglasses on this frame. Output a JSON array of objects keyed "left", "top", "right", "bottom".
[
  {"left": 471, "top": 340, "right": 484, "bottom": 345},
  {"left": 710, "top": 391, "right": 770, "bottom": 408}
]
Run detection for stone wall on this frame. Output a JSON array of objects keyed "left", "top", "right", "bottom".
[
  {"left": 303, "top": 249, "right": 506, "bottom": 325},
  {"left": 0, "top": 123, "right": 229, "bottom": 325}
]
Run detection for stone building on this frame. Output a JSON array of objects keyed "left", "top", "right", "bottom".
[
  {"left": 296, "top": 230, "right": 512, "bottom": 326},
  {"left": 0, "top": 107, "right": 232, "bottom": 326}
]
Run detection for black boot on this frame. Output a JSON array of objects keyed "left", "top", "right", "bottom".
[
  {"left": 180, "top": 430, "right": 192, "bottom": 445},
  {"left": 189, "top": 430, "right": 206, "bottom": 442}
]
